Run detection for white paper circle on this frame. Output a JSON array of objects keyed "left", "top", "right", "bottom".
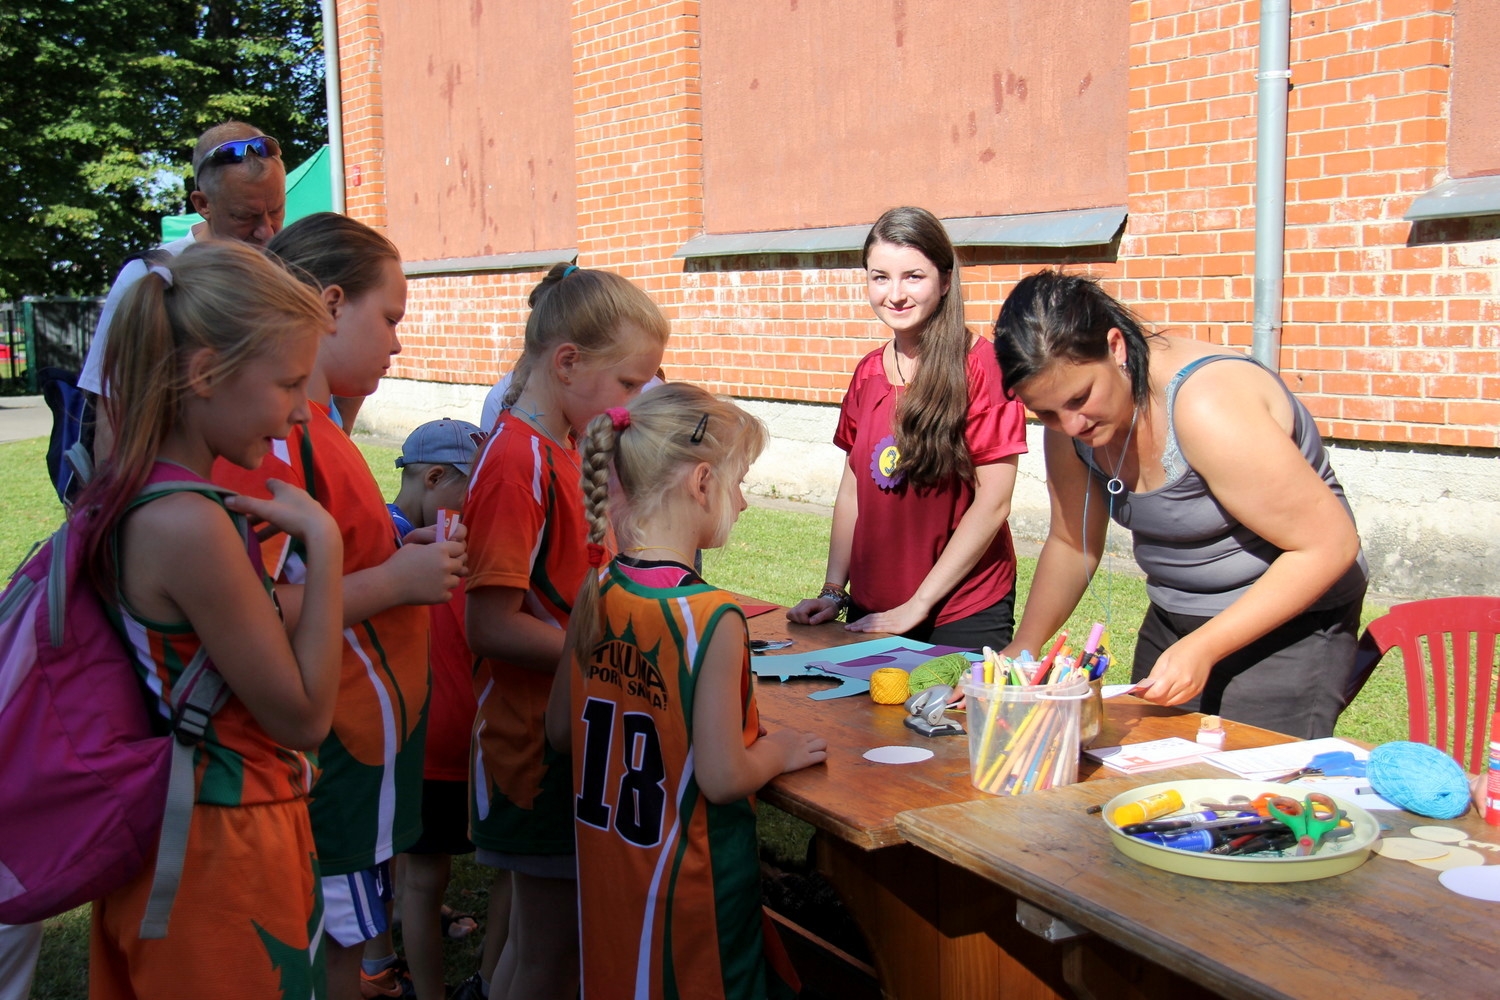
[
  {"left": 1439, "top": 865, "right": 1500, "bottom": 901},
  {"left": 1409, "top": 846, "right": 1487, "bottom": 871},
  {"left": 1373, "top": 838, "right": 1449, "bottom": 861},
  {"left": 863, "top": 745, "right": 935, "bottom": 765},
  {"left": 1410, "top": 825, "right": 1468, "bottom": 843}
]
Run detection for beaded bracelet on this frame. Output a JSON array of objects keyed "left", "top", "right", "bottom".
[{"left": 817, "top": 583, "right": 850, "bottom": 610}]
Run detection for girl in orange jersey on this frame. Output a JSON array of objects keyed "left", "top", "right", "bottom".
[
  {"left": 464, "top": 263, "right": 668, "bottom": 1000},
  {"left": 546, "top": 383, "right": 827, "bottom": 1000},
  {"left": 213, "top": 214, "right": 467, "bottom": 1000},
  {"left": 82, "top": 242, "right": 345, "bottom": 999}
]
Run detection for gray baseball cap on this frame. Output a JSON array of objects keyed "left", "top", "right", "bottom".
[{"left": 396, "top": 418, "right": 485, "bottom": 477}]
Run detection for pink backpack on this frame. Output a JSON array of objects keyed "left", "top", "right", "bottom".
[{"left": 0, "top": 472, "right": 236, "bottom": 937}]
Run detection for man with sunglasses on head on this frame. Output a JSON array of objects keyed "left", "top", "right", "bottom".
[{"left": 79, "top": 121, "right": 287, "bottom": 410}]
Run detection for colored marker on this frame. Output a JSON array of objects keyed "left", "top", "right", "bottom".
[
  {"left": 1033, "top": 630, "right": 1068, "bottom": 684},
  {"left": 1083, "top": 622, "right": 1105, "bottom": 655}
]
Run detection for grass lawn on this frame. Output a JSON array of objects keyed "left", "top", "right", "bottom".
[{"left": 3, "top": 434, "right": 1408, "bottom": 997}]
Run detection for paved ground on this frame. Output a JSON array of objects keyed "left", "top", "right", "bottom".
[{"left": 0, "top": 395, "right": 50, "bottom": 444}]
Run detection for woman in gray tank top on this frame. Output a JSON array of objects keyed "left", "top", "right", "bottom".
[{"left": 991, "top": 271, "right": 1367, "bottom": 738}]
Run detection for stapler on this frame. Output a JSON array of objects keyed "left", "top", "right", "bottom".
[{"left": 903, "top": 684, "right": 964, "bottom": 737}]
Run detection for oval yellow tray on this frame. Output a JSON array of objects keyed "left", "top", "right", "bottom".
[{"left": 1102, "top": 777, "right": 1380, "bottom": 883}]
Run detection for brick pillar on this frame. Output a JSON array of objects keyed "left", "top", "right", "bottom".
[
  {"left": 572, "top": 0, "right": 703, "bottom": 324},
  {"left": 336, "top": 0, "right": 388, "bottom": 229}
]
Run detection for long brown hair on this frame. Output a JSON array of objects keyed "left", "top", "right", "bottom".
[
  {"left": 75, "top": 241, "right": 329, "bottom": 595},
  {"left": 864, "top": 207, "right": 973, "bottom": 487}
]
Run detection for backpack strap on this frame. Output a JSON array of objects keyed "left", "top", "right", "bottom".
[
  {"left": 118, "top": 476, "right": 248, "bottom": 939},
  {"left": 64, "top": 439, "right": 94, "bottom": 493},
  {"left": 299, "top": 424, "right": 319, "bottom": 503},
  {"left": 138, "top": 645, "right": 229, "bottom": 939}
]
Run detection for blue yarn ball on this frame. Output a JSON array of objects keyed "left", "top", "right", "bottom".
[{"left": 1366, "top": 741, "right": 1472, "bottom": 820}]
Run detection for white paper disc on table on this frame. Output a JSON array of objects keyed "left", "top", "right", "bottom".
[
  {"left": 1439, "top": 866, "right": 1500, "bottom": 901},
  {"left": 1373, "top": 838, "right": 1449, "bottom": 861},
  {"left": 1410, "top": 825, "right": 1468, "bottom": 843},
  {"left": 863, "top": 745, "right": 934, "bottom": 765},
  {"left": 1409, "top": 846, "right": 1487, "bottom": 871}
]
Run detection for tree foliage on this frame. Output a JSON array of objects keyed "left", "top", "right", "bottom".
[{"left": 0, "top": 1, "right": 326, "bottom": 299}]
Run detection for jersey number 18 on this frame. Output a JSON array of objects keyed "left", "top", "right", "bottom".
[{"left": 576, "top": 696, "right": 667, "bottom": 847}]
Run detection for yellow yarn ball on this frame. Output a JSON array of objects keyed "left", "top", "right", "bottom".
[
  {"left": 869, "top": 668, "right": 911, "bottom": 704},
  {"left": 908, "top": 653, "right": 969, "bottom": 694}
]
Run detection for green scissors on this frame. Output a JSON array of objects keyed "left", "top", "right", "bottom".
[{"left": 1268, "top": 792, "right": 1346, "bottom": 856}]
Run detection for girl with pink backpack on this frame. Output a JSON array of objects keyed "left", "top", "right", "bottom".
[{"left": 77, "top": 241, "right": 345, "bottom": 998}]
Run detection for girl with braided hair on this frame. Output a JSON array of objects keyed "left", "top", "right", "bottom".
[{"left": 546, "top": 383, "right": 826, "bottom": 1000}]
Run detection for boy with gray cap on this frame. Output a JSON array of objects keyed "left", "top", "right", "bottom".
[
  {"left": 370, "top": 418, "right": 500, "bottom": 1000},
  {"left": 387, "top": 418, "right": 484, "bottom": 538}
]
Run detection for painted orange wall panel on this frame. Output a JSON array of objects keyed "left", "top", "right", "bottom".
[
  {"left": 381, "top": 0, "right": 576, "bottom": 260},
  {"left": 699, "top": 0, "right": 1130, "bottom": 232},
  {"left": 1449, "top": 0, "right": 1500, "bottom": 177}
]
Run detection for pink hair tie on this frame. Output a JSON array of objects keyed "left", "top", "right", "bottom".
[
  {"left": 607, "top": 407, "right": 631, "bottom": 431},
  {"left": 586, "top": 542, "right": 608, "bottom": 567}
]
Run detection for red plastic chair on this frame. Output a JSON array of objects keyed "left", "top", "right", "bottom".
[{"left": 1345, "top": 596, "right": 1500, "bottom": 773}]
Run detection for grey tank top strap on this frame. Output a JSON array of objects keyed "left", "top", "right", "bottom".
[{"left": 1160, "top": 354, "right": 1264, "bottom": 482}]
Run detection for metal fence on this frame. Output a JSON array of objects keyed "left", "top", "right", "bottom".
[{"left": 0, "top": 297, "right": 104, "bottom": 393}]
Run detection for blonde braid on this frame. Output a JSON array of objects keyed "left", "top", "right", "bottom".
[
  {"left": 580, "top": 414, "right": 615, "bottom": 548},
  {"left": 568, "top": 412, "right": 621, "bottom": 674}
]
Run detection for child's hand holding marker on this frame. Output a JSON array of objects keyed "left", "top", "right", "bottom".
[{"left": 387, "top": 514, "right": 468, "bottom": 605}]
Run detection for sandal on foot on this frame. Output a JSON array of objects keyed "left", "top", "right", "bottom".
[{"left": 440, "top": 908, "right": 479, "bottom": 940}]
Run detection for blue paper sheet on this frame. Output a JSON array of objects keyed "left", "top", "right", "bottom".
[{"left": 750, "top": 636, "right": 972, "bottom": 700}]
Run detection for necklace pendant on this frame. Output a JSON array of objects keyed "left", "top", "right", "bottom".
[{"left": 1106, "top": 477, "right": 1126, "bottom": 496}]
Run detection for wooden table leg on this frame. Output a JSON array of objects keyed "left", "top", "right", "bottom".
[
  {"left": 816, "top": 837, "right": 1071, "bottom": 999},
  {"left": 816, "top": 837, "right": 1226, "bottom": 1000}
]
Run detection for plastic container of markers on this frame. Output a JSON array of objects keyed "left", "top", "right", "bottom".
[{"left": 963, "top": 673, "right": 1090, "bottom": 796}]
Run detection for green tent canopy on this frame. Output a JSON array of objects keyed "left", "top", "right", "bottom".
[{"left": 160, "top": 145, "right": 333, "bottom": 241}]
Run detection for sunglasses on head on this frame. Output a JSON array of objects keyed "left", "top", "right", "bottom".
[{"left": 195, "top": 135, "right": 282, "bottom": 174}]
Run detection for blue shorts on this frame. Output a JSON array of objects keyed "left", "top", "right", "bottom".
[{"left": 320, "top": 861, "right": 392, "bottom": 947}]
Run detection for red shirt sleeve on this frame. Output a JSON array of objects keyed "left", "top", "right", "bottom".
[{"left": 832, "top": 348, "right": 883, "bottom": 456}]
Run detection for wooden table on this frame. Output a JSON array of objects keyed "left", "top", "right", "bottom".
[
  {"left": 747, "top": 615, "right": 1500, "bottom": 1000},
  {"left": 896, "top": 772, "right": 1500, "bottom": 1000}
]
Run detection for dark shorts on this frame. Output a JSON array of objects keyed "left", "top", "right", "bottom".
[
  {"left": 1131, "top": 589, "right": 1367, "bottom": 739},
  {"left": 405, "top": 779, "right": 475, "bottom": 857},
  {"left": 849, "top": 587, "right": 1016, "bottom": 653}
]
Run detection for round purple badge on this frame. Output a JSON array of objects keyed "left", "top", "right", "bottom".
[{"left": 871, "top": 434, "right": 903, "bottom": 490}]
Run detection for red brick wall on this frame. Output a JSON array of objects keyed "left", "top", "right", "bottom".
[
  {"left": 336, "top": 0, "right": 1500, "bottom": 449},
  {"left": 337, "top": 0, "right": 386, "bottom": 228}
]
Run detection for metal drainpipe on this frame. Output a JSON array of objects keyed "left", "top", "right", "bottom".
[
  {"left": 1251, "top": 0, "right": 1291, "bottom": 370},
  {"left": 322, "top": 0, "right": 346, "bottom": 214}
]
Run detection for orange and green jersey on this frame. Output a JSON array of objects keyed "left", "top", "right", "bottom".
[
  {"left": 90, "top": 470, "right": 324, "bottom": 999},
  {"left": 570, "top": 559, "right": 781, "bottom": 1000},
  {"left": 464, "top": 410, "right": 587, "bottom": 855},
  {"left": 114, "top": 559, "right": 312, "bottom": 807},
  {"left": 213, "top": 403, "right": 429, "bottom": 875}
]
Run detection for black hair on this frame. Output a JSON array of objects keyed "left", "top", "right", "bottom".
[{"left": 992, "top": 270, "right": 1154, "bottom": 406}]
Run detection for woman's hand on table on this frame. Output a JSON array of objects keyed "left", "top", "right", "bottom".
[
  {"left": 845, "top": 599, "right": 927, "bottom": 635},
  {"left": 761, "top": 728, "right": 829, "bottom": 774},
  {"left": 1133, "top": 638, "right": 1215, "bottom": 706},
  {"left": 786, "top": 596, "right": 842, "bottom": 625}
]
